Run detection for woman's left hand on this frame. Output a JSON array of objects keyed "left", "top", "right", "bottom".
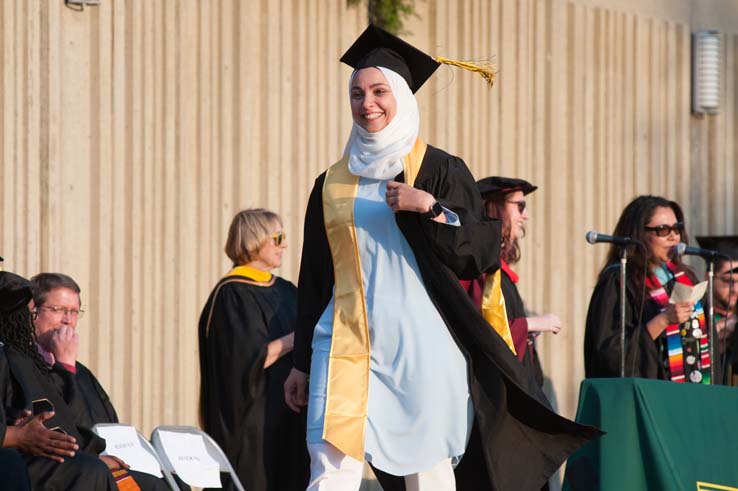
[{"left": 385, "top": 181, "right": 435, "bottom": 214}]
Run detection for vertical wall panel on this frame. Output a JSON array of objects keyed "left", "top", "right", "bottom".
[{"left": 1, "top": 0, "right": 737, "bottom": 435}]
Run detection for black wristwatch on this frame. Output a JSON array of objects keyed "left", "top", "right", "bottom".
[{"left": 422, "top": 201, "right": 443, "bottom": 219}]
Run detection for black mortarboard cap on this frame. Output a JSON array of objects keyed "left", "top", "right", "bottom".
[
  {"left": 0, "top": 270, "right": 34, "bottom": 314},
  {"left": 696, "top": 236, "right": 738, "bottom": 266},
  {"left": 477, "top": 176, "right": 538, "bottom": 198},
  {"left": 340, "top": 24, "right": 441, "bottom": 94}
]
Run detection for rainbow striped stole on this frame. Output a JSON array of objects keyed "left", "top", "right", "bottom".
[{"left": 646, "top": 262, "right": 711, "bottom": 384}]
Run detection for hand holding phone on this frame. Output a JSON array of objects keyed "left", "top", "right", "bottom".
[{"left": 31, "top": 398, "right": 54, "bottom": 416}]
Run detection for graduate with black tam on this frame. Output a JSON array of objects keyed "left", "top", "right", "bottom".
[
  {"left": 283, "top": 24, "right": 600, "bottom": 491},
  {"left": 461, "top": 177, "right": 563, "bottom": 389},
  {"left": 0, "top": 265, "right": 116, "bottom": 491}
]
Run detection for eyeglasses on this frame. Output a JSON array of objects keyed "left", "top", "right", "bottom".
[
  {"left": 506, "top": 200, "right": 526, "bottom": 214},
  {"left": 644, "top": 222, "right": 684, "bottom": 237},
  {"left": 37, "top": 306, "right": 85, "bottom": 319},
  {"left": 271, "top": 231, "right": 286, "bottom": 246}
]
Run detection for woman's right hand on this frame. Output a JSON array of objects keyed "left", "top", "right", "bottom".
[
  {"left": 648, "top": 301, "right": 694, "bottom": 339},
  {"left": 664, "top": 301, "right": 693, "bottom": 325},
  {"left": 284, "top": 368, "right": 308, "bottom": 413},
  {"left": 527, "top": 313, "right": 562, "bottom": 334},
  {"left": 6, "top": 412, "right": 79, "bottom": 462}
]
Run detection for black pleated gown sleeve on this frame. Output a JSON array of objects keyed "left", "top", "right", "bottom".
[
  {"left": 72, "top": 361, "right": 119, "bottom": 425},
  {"left": 50, "top": 361, "right": 175, "bottom": 491}
]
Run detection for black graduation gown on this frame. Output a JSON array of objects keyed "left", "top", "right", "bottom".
[
  {"left": 0, "top": 346, "right": 116, "bottom": 491},
  {"left": 500, "top": 269, "right": 545, "bottom": 387},
  {"left": 584, "top": 265, "right": 722, "bottom": 382},
  {"left": 0, "top": 346, "right": 31, "bottom": 491},
  {"left": 198, "top": 276, "right": 310, "bottom": 491},
  {"left": 294, "top": 145, "right": 600, "bottom": 491},
  {"left": 72, "top": 361, "right": 118, "bottom": 424},
  {"left": 0, "top": 449, "right": 31, "bottom": 491},
  {"left": 461, "top": 270, "right": 544, "bottom": 387},
  {"left": 51, "top": 361, "right": 173, "bottom": 491},
  {"left": 584, "top": 265, "right": 666, "bottom": 379}
]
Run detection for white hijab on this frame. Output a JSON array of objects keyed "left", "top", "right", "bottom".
[{"left": 344, "top": 67, "right": 420, "bottom": 180}]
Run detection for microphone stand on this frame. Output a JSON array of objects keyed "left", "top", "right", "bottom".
[
  {"left": 619, "top": 246, "right": 628, "bottom": 378},
  {"left": 706, "top": 259, "right": 715, "bottom": 383}
]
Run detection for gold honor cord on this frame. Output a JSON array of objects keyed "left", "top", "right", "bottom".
[
  {"left": 435, "top": 56, "right": 497, "bottom": 88},
  {"left": 321, "top": 139, "right": 427, "bottom": 460},
  {"left": 481, "top": 269, "right": 516, "bottom": 354}
]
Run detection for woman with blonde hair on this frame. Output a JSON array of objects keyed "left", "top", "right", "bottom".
[{"left": 198, "top": 208, "right": 309, "bottom": 491}]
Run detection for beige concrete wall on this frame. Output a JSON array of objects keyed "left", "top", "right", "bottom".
[{"left": 1, "top": 0, "right": 737, "bottom": 435}]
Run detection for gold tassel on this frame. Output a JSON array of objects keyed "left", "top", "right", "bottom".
[{"left": 435, "top": 56, "right": 497, "bottom": 88}]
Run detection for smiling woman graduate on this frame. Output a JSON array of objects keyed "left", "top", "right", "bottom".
[{"left": 283, "top": 25, "right": 600, "bottom": 491}]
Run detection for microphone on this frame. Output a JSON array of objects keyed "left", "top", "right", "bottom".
[
  {"left": 673, "top": 242, "right": 721, "bottom": 258},
  {"left": 586, "top": 231, "right": 634, "bottom": 246}
]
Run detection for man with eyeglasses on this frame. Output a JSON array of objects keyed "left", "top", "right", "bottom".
[
  {"left": 30, "top": 273, "right": 174, "bottom": 491},
  {"left": 695, "top": 237, "right": 738, "bottom": 386}
]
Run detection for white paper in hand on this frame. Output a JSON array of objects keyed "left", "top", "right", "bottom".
[
  {"left": 670, "top": 281, "right": 707, "bottom": 304},
  {"left": 96, "top": 425, "right": 162, "bottom": 478},
  {"left": 158, "top": 431, "right": 221, "bottom": 488}
]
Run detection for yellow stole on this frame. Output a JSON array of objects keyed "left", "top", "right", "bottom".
[
  {"left": 225, "top": 265, "right": 272, "bottom": 283},
  {"left": 321, "top": 138, "right": 426, "bottom": 460},
  {"left": 202, "top": 265, "right": 274, "bottom": 338},
  {"left": 481, "top": 270, "right": 516, "bottom": 354}
]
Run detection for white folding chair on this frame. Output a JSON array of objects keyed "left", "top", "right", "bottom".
[
  {"left": 150, "top": 425, "right": 245, "bottom": 491},
  {"left": 92, "top": 423, "right": 181, "bottom": 491}
]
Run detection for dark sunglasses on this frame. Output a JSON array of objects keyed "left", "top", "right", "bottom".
[
  {"left": 644, "top": 222, "right": 684, "bottom": 237},
  {"left": 271, "top": 231, "right": 286, "bottom": 246},
  {"left": 506, "top": 199, "right": 526, "bottom": 214}
]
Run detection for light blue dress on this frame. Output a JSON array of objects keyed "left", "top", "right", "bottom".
[{"left": 306, "top": 177, "right": 474, "bottom": 475}]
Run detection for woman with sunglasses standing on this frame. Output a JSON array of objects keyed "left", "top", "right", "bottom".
[
  {"left": 584, "top": 195, "right": 716, "bottom": 383},
  {"left": 461, "top": 177, "right": 562, "bottom": 388},
  {"left": 198, "top": 209, "right": 309, "bottom": 491}
]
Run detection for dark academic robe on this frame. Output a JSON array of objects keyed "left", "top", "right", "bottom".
[
  {"left": 725, "top": 332, "right": 738, "bottom": 386},
  {"left": 0, "top": 346, "right": 31, "bottom": 491},
  {"left": 198, "top": 276, "right": 310, "bottom": 491},
  {"left": 462, "top": 266, "right": 545, "bottom": 387},
  {"left": 295, "top": 145, "right": 600, "bottom": 491},
  {"left": 0, "top": 346, "right": 116, "bottom": 491},
  {"left": 51, "top": 361, "right": 172, "bottom": 491},
  {"left": 500, "top": 267, "right": 545, "bottom": 386},
  {"left": 585, "top": 264, "right": 722, "bottom": 382},
  {"left": 72, "top": 361, "right": 118, "bottom": 424},
  {"left": 0, "top": 449, "right": 31, "bottom": 491}
]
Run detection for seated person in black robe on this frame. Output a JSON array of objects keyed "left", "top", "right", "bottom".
[
  {"left": 30, "top": 272, "right": 175, "bottom": 491},
  {"left": 0, "top": 268, "right": 117, "bottom": 491}
]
